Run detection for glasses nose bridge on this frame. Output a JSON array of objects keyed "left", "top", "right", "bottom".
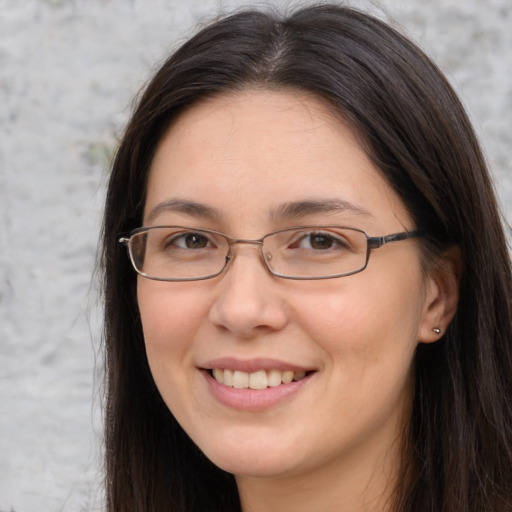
[
  {"left": 225, "top": 236, "right": 269, "bottom": 271},
  {"left": 228, "top": 237, "right": 265, "bottom": 247}
]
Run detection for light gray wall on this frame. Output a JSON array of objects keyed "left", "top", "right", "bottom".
[{"left": 0, "top": 0, "right": 510, "bottom": 510}]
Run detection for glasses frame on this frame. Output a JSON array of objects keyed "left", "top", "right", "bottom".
[{"left": 119, "top": 225, "right": 420, "bottom": 281}]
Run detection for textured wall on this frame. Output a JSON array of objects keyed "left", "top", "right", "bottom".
[{"left": 0, "top": 0, "right": 510, "bottom": 510}]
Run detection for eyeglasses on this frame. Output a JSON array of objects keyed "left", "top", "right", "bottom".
[{"left": 119, "top": 225, "right": 419, "bottom": 281}]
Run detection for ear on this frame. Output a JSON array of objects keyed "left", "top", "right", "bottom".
[{"left": 418, "top": 246, "right": 461, "bottom": 344}]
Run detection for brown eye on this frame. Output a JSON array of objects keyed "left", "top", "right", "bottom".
[
  {"left": 183, "top": 233, "right": 209, "bottom": 249},
  {"left": 309, "top": 234, "right": 334, "bottom": 250},
  {"left": 293, "top": 232, "right": 349, "bottom": 251},
  {"left": 165, "top": 231, "right": 214, "bottom": 250}
]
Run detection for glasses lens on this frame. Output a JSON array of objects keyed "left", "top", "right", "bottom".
[
  {"left": 264, "top": 227, "right": 368, "bottom": 278},
  {"left": 129, "top": 227, "right": 229, "bottom": 280}
]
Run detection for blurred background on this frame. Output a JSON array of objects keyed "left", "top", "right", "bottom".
[{"left": 0, "top": 0, "right": 510, "bottom": 510}]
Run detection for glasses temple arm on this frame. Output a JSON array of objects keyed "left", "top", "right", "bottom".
[{"left": 367, "top": 230, "right": 420, "bottom": 249}]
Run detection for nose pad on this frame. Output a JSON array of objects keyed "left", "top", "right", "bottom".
[
  {"left": 208, "top": 247, "right": 289, "bottom": 338},
  {"left": 263, "top": 250, "right": 274, "bottom": 271},
  {"left": 223, "top": 252, "right": 233, "bottom": 270}
]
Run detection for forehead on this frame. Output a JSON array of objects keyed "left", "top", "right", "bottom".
[{"left": 144, "top": 89, "right": 410, "bottom": 232}]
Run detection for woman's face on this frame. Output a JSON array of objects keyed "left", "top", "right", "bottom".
[{"left": 138, "top": 90, "right": 441, "bottom": 484}]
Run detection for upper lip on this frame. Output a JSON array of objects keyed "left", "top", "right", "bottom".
[{"left": 200, "top": 357, "right": 313, "bottom": 373}]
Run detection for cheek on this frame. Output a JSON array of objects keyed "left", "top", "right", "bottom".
[
  {"left": 136, "top": 282, "right": 218, "bottom": 427},
  {"left": 294, "top": 269, "right": 426, "bottom": 374},
  {"left": 137, "top": 281, "right": 206, "bottom": 344},
  {"left": 136, "top": 281, "right": 210, "bottom": 390}
]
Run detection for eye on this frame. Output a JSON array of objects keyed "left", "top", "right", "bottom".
[
  {"left": 306, "top": 234, "right": 335, "bottom": 250},
  {"left": 167, "top": 231, "right": 214, "bottom": 250},
  {"left": 292, "top": 231, "right": 351, "bottom": 251}
]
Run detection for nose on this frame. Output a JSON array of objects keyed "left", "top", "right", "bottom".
[{"left": 208, "top": 245, "right": 289, "bottom": 339}]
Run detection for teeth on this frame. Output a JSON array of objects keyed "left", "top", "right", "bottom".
[
  {"left": 267, "top": 369, "right": 282, "bottom": 387},
  {"left": 212, "top": 368, "right": 224, "bottom": 384},
  {"left": 233, "top": 370, "right": 249, "bottom": 389},
  {"left": 293, "top": 371, "right": 306, "bottom": 381},
  {"left": 224, "top": 369, "right": 233, "bottom": 386},
  {"left": 212, "top": 368, "right": 308, "bottom": 389},
  {"left": 281, "top": 370, "right": 294, "bottom": 384},
  {"left": 249, "top": 370, "right": 268, "bottom": 389}
]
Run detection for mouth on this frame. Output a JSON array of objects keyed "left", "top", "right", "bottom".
[
  {"left": 208, "top": 368, "right": 313, "bottom": 390},
  {"left": 201, "top": 359, "right": 316, "bottom": 410}
]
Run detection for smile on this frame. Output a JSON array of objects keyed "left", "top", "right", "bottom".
[
  {"left": 202, "top": 360, "right": 315, "bottom": 410},
  {"left": 211, "top": 368, "right": 308, "bottom": 390}
]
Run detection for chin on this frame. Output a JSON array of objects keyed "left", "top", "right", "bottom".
[
  {"left": 211, "top": 454, "right": 296, "bottom": 479},
  {"left": 195, "top": 433, "right": 303, "bottom": 478}
]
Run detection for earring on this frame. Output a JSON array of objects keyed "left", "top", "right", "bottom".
[{"left": 433, "top": 327, "right": 441, "bottom": 335}]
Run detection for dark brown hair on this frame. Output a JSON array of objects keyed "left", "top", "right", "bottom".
[{"left": 101, "top": 4, "right": 512, "bottom": 511}]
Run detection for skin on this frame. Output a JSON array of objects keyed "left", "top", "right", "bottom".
[{"left": 137, "top": 89, "right": 458, "bottom": 512}]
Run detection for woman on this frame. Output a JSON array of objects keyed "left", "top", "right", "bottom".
[{"left": 101, "top": 4, "right": 512, "bottom": 511}]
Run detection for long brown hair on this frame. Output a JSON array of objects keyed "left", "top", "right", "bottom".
[{"left": 101, "top": 5, "right": 512, "bottom": 511}]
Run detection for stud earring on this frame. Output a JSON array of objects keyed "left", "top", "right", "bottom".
[{"left": 433, "top": 327, "right": 441, "bottom": 335}]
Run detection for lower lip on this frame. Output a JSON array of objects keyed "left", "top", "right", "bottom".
[{"left": 202, "top": 370, "right": 313, "bottom": 411}]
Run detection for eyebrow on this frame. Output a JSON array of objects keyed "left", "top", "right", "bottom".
[
  {"left": 145, "top": 198, "right": 222, "bottom": 223},
  {"left": 271, "top": 198, "right": 373, "bottom": 221},
  {"left": 145, "top": 197, "right": 372, "bottom": 225}
]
